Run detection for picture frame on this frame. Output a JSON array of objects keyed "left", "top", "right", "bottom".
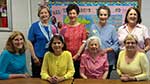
[{"left": 0, "top": 0, "right": 12, "bottom": 32}]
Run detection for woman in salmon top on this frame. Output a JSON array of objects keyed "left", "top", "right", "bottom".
[{"left": 60, "top": 4, "right": 87, "bottom": 78}]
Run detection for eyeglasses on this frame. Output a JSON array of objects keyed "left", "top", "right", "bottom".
[{"left": 125, "top": 42, "right": 136, "bottom": 45}]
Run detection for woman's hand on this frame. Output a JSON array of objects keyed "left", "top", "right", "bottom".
[
  {"left": 120, "top": 74, "right": 130, "bottom": 82},
  {"left": 48, "top": 76, "right": 65, "bottom": 83},
  {"left": 128, "top": 77, "right": 137, "bottom": 81},
  {"left": 33, "top": 57, "right": 41, "bottom": 66},
  {"left": 80, "top": 73, "right": 88, "bottom": 79},
  {"left": 103, "top": 48, "right": 113, "bottom": 53},
  {"left": 23, "top": 73, "right": 31, "bottom": 78},
  {"left": 120, "top": 76, "right": 129, "bottom": 81},
  {"left": 73, "top": 54, "right": 79, "bottom": 61},
  {"left": 47, "top": 77, "right": 56, "bottom": 83}
]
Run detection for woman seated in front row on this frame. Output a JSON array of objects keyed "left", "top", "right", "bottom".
[
  {"left": 117, "top": 34, "right": 149, "bottom": 81},
  {"left": 0, "top": 31, "right": 30, "bottom": 80},
  {"left": 40, "top": 34, "right": 75, "bottom": 84},
  {"left": 80, "top": 36, "right": 109, "bottom": 79}
]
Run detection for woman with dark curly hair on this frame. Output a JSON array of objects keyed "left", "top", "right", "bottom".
[{"left": 60, "top": 4, "right": 87, "bottom": 78}]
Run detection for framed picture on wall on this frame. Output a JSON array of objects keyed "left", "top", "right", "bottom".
[{"left": 0, "top": 0, "right": 12, "bottom": 31}]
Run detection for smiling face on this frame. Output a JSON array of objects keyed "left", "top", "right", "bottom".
[
  {"left": 12, "top": 35, "right": 24, "bottom": 51},
  {"left": 98, "top": 9, "right": 109, "bottom": 25},
  {"left": 39, "top": 8, "right": 50, "bottom": 22},
  {"left": 51, "top": 38, "right": 64, "bottom": 55},
  {"left": 68, "top": 9, "right": 78, "bottom": 23},
  {"left": 127, "top": 9, "right": 138, "bottom": 25},
  {"left": 88, "top": 39, "right": 100, "bottom": 54},
  {"left": 125, "top": 39, "right": 137, "bottom": 51}
]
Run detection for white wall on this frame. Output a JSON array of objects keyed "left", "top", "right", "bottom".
[
  {"left": 0, "top": 0, "right": 29, "bottom": 52},
  {"left": 30, "top": 0, "right": 41, "bottom": 23},
  {"left": 0, "top": 0, "right": 149, "bottom": 53},
  {"left": 0, "top": 0, "right": 40, "bottom": 52},
  {"left": 141, "top": 0, "right": 150, "bottom": 28}
]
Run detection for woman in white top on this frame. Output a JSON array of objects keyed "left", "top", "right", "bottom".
[{"left": 118, "top": 7, "right": 150, "bottom": 53}]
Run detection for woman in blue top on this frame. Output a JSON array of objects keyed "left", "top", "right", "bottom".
[
  {"left": 0, "top": 31, "right": 30, "bottom": 80},
  {"left": 89, "top": 6, "right": 119, "bottom": 79},
  {"left": 28, "top": 5, "right": 56, "bottom": 77}
]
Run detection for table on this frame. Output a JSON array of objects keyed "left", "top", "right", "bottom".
[
  {"left": 0, "top": 78, "right": 73, "bottom": 84},
  {"left": 73, "top": 79, "right": 150, "bottom": 84},
  {"left": 0, "top": 78, "right": 149, "bottom": 84}
]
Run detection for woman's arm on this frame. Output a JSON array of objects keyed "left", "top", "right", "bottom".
[
  {"left": 102, "top": 55, "right": 109, "bottom": 79},
  {"left": 27, "top": 40, "right": 40, "bottom": 64},
  {"left": 133, "top": 53, "right": 149, "bottom": 81},
  {"left": 0, "top": 51, "right": 30, "bottom": 79},
  {"left": 144, "top": 38, "right": 150, "bottom": 52},
  {"left": 109, "top": 27, "right": 119, "bottom": 53},
  {"left": 143, "top": 25, "right": 150, "bottom": 52},
  {"left": 0, "top": 51, "right": 12, "bottom": 79},
  {"left": 102, "top": 71, "right": 108, "bottom": 79},
  {"left": 9, "top": 74, "right": 30, "bottom": 79},
  {"left": 80, "top": 54, "right": 87, "bottom": 79},
  {"left": 63, "top": 52, "right": 75, "bottom": 79},
  {"left": 73, "top": 43, "right": 86, "bottom": 60},
  {"left": 40, "top": 53, "right": 51, "bottom": 80},
  {"left": 116, "top": 52, "right": 122, "bottom": 76},
  {"left": 73, "top": 24, "right": 87, "bottom": 60},
  {"left": 80, "top": 73, "right": 87, "bottom": 79}
]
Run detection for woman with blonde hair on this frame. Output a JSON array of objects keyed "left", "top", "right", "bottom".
[
  {"left": 28, "top": 5, "right": 57, "bottom": 77},
  {"left": 117, "top": 34, "right": 149, "bottom": 81}
]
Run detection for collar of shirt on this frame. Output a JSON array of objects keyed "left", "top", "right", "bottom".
[{"left": 123, "top": 24, "right": 142, "bottom": 29}]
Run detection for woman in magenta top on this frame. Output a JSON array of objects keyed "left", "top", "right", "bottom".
[
  {"left": 80, "top": 36, "right": 109, "bottom": 79},
  {"left": 60, "top": 4, "right": 87, "bottom": 78}
]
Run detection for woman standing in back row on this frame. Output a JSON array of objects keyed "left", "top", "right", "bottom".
[
  {"left": 28, "top": 5, "right": 57, "bottom": 77},
  {"left": 60, "top": 4, "right": 87, "bottom": 78},
  {"left": 89, "top": 6, "right": 119, "bottom": 78},
  {"left": 118, "top": 7, "right": 150, "bottom": 53}
]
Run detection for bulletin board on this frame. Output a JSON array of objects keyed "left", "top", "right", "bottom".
[{"left": 49, "top": 0, "right": 141, "bottom": 30}]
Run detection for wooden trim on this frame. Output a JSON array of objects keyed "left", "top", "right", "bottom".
[{"left": 138, "top": 0, "right": 141, "bottom": 12}]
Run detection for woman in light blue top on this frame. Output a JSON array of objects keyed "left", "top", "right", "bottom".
[
  {"left": 0, "top": 31, "right": 30, "bottom": 80},
  {"left": 89, "top": 6, "right": 119, "bottom": 78}
]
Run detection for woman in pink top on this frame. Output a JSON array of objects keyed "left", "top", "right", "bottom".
[
  {"left": 51, "top": 16, "right": 58, "bottom": 34},
  {"left": 80, "top": 36, "right": 109, "bottom": 79},
  {"left": 60, "top": 4, "right": 87, "bottom": 78}
]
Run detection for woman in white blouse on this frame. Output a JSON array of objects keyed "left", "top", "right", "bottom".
[{"left": 118, "top": 7, "right": 150, "bottom": 53}]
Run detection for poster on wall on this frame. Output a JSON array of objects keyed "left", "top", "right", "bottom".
[{"left": 49, "top": 1, "right": 138, "bottom": 30}]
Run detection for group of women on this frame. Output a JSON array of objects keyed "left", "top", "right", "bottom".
[{"left": 0, "top": 3, "right": 150, "bottom": 83}]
